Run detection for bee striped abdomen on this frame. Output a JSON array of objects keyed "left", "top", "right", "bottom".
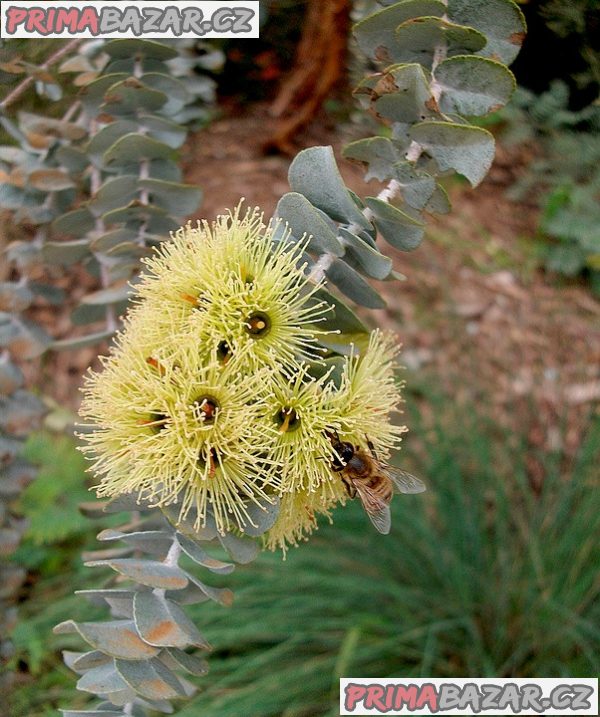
[{"left": 364, "top": 474, "right": 394, "bottom": 503}]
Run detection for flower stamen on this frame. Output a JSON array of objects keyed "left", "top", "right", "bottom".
[
  {"left": 277, "top": 407, "right": 300, "bottom": 433},
  {"left": 193, "top": 396, "right": 220, "bottom": 423}
]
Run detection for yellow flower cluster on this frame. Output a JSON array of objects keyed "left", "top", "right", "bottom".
[{"left": 79, "top": 207, "right": 407, "bottom": 551}]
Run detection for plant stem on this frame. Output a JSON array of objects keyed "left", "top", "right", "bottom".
[
  {"left": 0, "top": 40, "right": 83, "bottom": 111},
  {"left": 307, "top": 178, "right": 402, "bottom": 284}
]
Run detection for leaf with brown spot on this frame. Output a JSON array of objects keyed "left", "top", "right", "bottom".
[
  {"left": 133, "top": 591, "right": 211, "bottom": 650},
  {"left": 54, "top": 620, "right": 159, "bottom": 659},
  {"left": 115, "top": 657, "right": 187, "bottom": 700}
]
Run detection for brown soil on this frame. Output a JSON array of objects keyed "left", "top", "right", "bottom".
[{"left": 36, "top": 103, "right": 600, "bottom": 466}]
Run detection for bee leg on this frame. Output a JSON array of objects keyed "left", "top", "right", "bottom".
[
  {"left": 341, "top": 475, "right": 356, "bottom": 498},
  {"left": 365, "top": 436, "right": 378, "bottom": 460}
]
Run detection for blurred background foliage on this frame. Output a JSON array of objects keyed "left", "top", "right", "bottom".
[{"left": 2, "top": 0, "right": 600, "bottom": 715}]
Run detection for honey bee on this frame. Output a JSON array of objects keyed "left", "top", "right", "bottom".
[{"left": 328, "top": 432, "right": 426, "bottom": 534}]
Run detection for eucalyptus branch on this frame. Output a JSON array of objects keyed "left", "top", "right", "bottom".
[{"left": 0, "top": 39, "right": 82, "bottom": 111}]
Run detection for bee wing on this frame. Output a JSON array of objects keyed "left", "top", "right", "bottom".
[
  {"left": 353, "top": 483, "right": 391, "bottom": 535},
  {"left": 386, "top": 465, "right": 427, "bottom": 494}
]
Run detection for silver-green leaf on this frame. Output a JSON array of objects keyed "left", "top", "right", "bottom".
[{"left": 410, "top": 120, "right": 495, "bottom": 186}]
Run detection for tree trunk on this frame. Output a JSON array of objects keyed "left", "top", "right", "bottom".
[{"left": 264, "top": 0, "right": 351, "bottom": 154}]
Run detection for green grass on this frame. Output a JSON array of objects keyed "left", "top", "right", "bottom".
[{"left": 6, "top": 394, "right": 600, "bottom": 717}]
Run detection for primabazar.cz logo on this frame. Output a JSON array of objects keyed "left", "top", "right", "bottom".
[
  {"left": 0, "top": 1, "right": 260, "bottom": 39},
  {"left": 340, "top": 678, "right": 599, "bottom": 716}
]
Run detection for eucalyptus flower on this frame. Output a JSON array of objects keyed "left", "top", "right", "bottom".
[
  {"left": 264, "top": 481, "right": 347, "bottom": 554},
  {"left": 332, "top": 330, "right": 408, "bottom": 459},
  {"left": 79, "top": 341, "right": 280, "bottom": 534},
  {"left": 263, "top": 364, "right": 341, "bottom": 493},
  {"left": 131, "top": 206, "right": 332, "bottom": 366}
]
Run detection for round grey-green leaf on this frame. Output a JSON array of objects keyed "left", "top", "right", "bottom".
[
  {"left": 139, "top": 178, "right": 202, "bottom": 216},
  {"left": 275, "top": 192, "right": 344, "bottom": 256},
  {"left": 104, "top": 39, "right": 179, "bottom": 61},
  {"left": 52, "top": 330, "right": 116, "bottom": 351},
  {"left": 343, "top": 136, "right": 404, "bottom": 183},
  {"left": 354, "top": 0, "right": 446, "bottom": 63},
  {"left": 241, "top": 498, "right": 281, "bottom": 537},
  {"left": 288, "top": 146, "right": 371, "bottom": 230},
  {"left": 218, "top": 532, "right": 259, "bottom": 564},
  {"left": 447, "top": 0, "right": 526, "bottom": 65},
  {"left": 410, "top": 120, "right": 495, "bottom": 186},
  {"left": 326, "top": 259, "right": 386, "bottom": 309},
  {"left": 103, "top": 134, "right": 175, "bottom": 166},
  {"left": 42, "top": 239, "right": 90, "bottom": 266},
  {"left": 306, "top": 286, "right": 369, "bottom": 334},
  {"left": 165, "top": 648, "right": 209, "bottom": 676},
  {"left": 76, "top": 662, "right": 129, "bottom": 695},
  {"left": 364, "top": 197, "right": 425, "bottom": 251},
  {"left": 88, "top": 176, "right": 139, "bottom": 217},
  {"left": 177, "top": 533, "right": 235, "bottom": 574},
  {"left": 394, "top": 16, "right": 487, "bottom": 67},
  {"left": 339, "top": 228, "right": 393, "bottom": 280},
  {"left": 133, "top": 591, "right": 211, "bottom": 649},
  {"left": 53, "top": 620, "right": 159, "bottom": 660},
  {"left": 115, "top": 657, "right": 186, "bottom": 700},
  {"left": 434, "top": 55, "right": 516, "bottom": 116},
  {"left": 373, "top": 64, "right": 434, "bottom": 124},
  {"left": 83, "top": 559, "right": 188, "bottom": 590},
  {"left": 79, "top": 73, "right": 129, "bottom": 111}
]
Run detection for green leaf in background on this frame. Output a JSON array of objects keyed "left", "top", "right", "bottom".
[
  {"left": 52, "top": 330, "right": 116, "bottom": 351},
  {"left": 52, "top": 208, "right": 95, "bottom": 237},
  {"left": 140, "top": 114, "right": 187, "bottom": 149},
  {"left": 139, "top": 178, "right": 202, "bottom": 216},
  {"left": 17, "top": 433, "right": 90, "bottom": 545},
  {"left": 79, "top": 73, "right": 129, "bottom": 112},
  {"left": 80, "top": 284, "right": 131, "bottom": 306},
  {"left": 410, "top": 121, "right": 495, "bottom": 186},
  {"left": 86, "top": 120, "right": 138, "bottom": 160},
  {"left": 434, "top": 55, "right": 516, "bottom": 116},
  {"left": 88, "top": 175, "right": 139, "bottom": 216},
  {"left": 103, "top": 133, "right": 176, "bottom": 166},
  {"left": 101, "top": 78, "right": 168, "bottom": 117},
  {"left": 448, "top": 0, "right": 526, "bottom": 66},
  {"left": 103, "top": 39, "right": 179, "bottom": 61}
]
